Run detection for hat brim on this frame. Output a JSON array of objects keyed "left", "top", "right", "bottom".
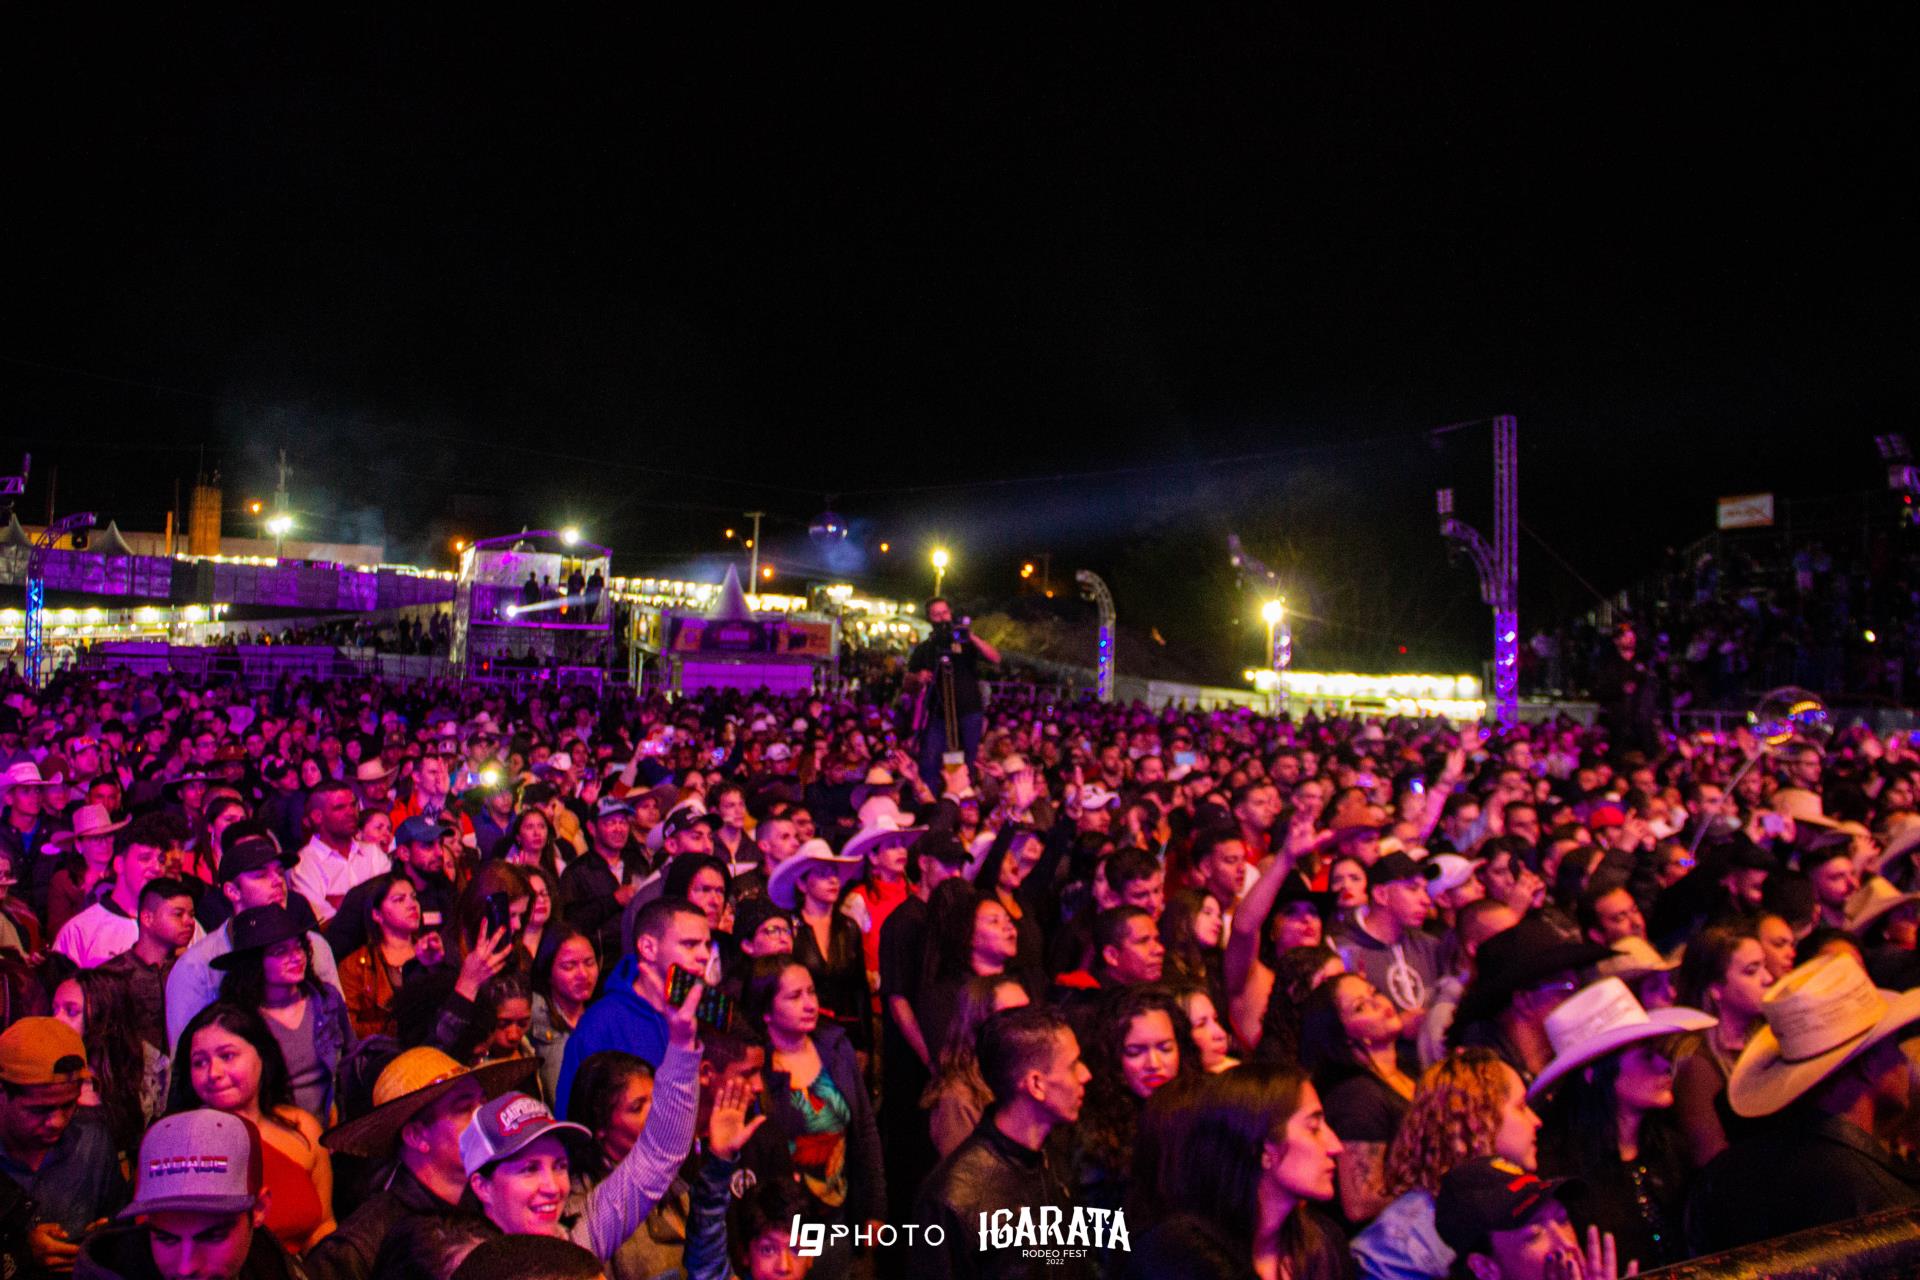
[
  {"left": 1528, "top": 1007, "right": 1717, "bottom": 1101},
  {"left": 1728, "top": 985, "right": 1920, "bottom": 1117},
  {"left": 209, "top": 922, "right": 311, "bottom": 970},
  {"left": 323, "top": 1057, "right": 536, "bottom": 1158},
  {"left": 1873, "top": 821, "right": 1920, "bottom": 875},
  {"left": 1846, "top": 884, "right": 1920, "bottom": 935},
  {"left": 768, "top": 852, "right": 862, "bottom": 910},
  {"left": 1454, "top": 940, "right": 1618, "bottom": 1030},
  {"left": 47, "top": 818, "right": 132, "bottom": 848},
  {"left": 465, "top": 1114, "right": 592, "bottom": 1177},
  {"left": 120, "top": 1190, "right": 259, "bottom": 1221},
  {"left": 843, "top": 826, "right": 926, "bottom": 866}
]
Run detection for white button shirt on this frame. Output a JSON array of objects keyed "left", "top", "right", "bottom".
[{"left": 290, "top": 837, "right": 392, "bottom": 925}]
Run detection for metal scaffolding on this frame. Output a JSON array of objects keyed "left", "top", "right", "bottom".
[
  {"left": 1435, "top": 413, "right": 1519, "bottom": 727},
  {"left": 1075, "top": 569, "right": 1115, "bottom": 702}
]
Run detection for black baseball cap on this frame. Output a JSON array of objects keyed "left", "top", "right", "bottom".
[
  {"left": 216, "top": 828, "right": 296, "bottom": 883},
  {"left": 1367, "top": 851, "right": 1440, "bottom": 889},
  {"left": 661, "top": 807, "right": 722, "bottom": 842},
  {"left": 1435, "top": 1156, "right": 1585, "bottom": 1257}
]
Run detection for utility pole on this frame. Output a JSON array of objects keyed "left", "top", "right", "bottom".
[
  {"left": 744, "top": 511, "right": 765, "bottom": 584},
  {"left": 1434, "top": 414, "right": 1520, "bottom": 727}
]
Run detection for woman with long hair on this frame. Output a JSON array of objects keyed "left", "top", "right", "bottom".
[
  {"left": 337, "top": 870, "right": 421, "bottom": 1039},
  {"left": 49, "top": 967, "right": 166, "bottom": 1154},
  {"left": 740, "top": 957, "right": 884, "bottom": 1280},
  {"left": 919, "top": 973, "right": 1030, "bottom": 1156},
  {"left": 1254, "top": 944, "right": 1344, "bottom": 1066},
  {"left": 497, "top": 808, "right": 564, "bottom": 882},
  {"left": 1671, "top": 920, "right": 1775, "bottom": 1166},
  {"left": 1161, "top": 887, "right": 1228, "bottom": 1008},
  {"left": 971, "top": 824, "right": 1051, "bottom": 978},
  {"left": 1350, "top": 1049, "right": 1542, "bottom": 1280},
  {"left": 913, "top": 881, "right": 1025, "bottom": 1064},
  {"left": 1170, "top": 980, "right": 1240, "bottom": 1074},
  {"left": 215, "top": 903, "right": 356, "bottom": 1121},
  {"left": 1531, "top": 980, "right": 1713, "bottom": 1271},
  {"left": 1123, "top": 1063, "right": 1347, "bottom": 1280},
  {"left": 520, "top": 867, "right": 556, "bottom": 963},
  {"left": 168, "top": 1001, "right": 335, "bottom": 1254},
  {"left": 1299, "top": 973, "right": 1417, "bottom": 1225},
  {"left": 531, "top": 924, "right": 603, "bottom": 1106},
  {"left": 1078, "top": 985, "right": 1202, "bottom": 1215}
]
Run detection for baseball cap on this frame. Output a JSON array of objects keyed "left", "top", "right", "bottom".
[
  {"left": 1367, "top": 851, "right": 1440, "bottom": 889},
  {"left": 0, "top": 1017, "right": 92, "bottom": 1087},
  {"left": 1427, "top": 854, "right": 1485, "bottom": 896},
  {"left": 396, "top": 814, "right": 456, "bottom": 846},
  {"left": 764, "top": 743, "right": 793, "bottom": 763},
  {"left": 661, "top": 806, "right": 721, "bottom": 842},
  {"left": 594, "top": 796, "right": 636, "bottom": 821},
  {"left": 216, "top": 830, "right": 297, "bottom": 883},
  {"left": 1076, "top": 784, "right": 1121, "bottom": 811},
  {"left": 121, "top": 1111, "right": 263, "bottom": 1219},
  {"left": 460, "top": 1092, "right": 589, "bottom": 1178},
  {"left": 1434, "top": 1156, "right": 1585, "bottom": 1257}
]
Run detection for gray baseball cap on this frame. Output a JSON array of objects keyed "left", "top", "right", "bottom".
[{"left": 122, "top": 1111, "right": 263, "bottom": 1219}]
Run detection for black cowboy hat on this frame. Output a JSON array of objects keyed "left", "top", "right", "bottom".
[
  {"left": 1451, "top": 915, "right": 1614, "bottom": 1032},
  {"left": 210, "top": 904, "right": 306, "bottom": 969}
]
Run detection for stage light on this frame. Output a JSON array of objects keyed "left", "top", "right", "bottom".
[{"left": 265, "top": 514, "right": 293, "bottom": 537}]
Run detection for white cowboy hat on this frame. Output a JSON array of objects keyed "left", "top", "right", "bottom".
[
  {"left": 1871, "top": 814, "right": 1920, "bottom": 875},
  {"left": 767, "top": 838, "right": 861, "bottom": 910},
  {"left": 1728, "top": 952, "right": 1920, "bottom": 1117},
  {"left": 1527, "top": 977, "right": 1715, "bottom": 1102},
  {"left": 1, "top": 761, "right": 62, "bottom": 791},
  {"left": 843, "top": 811, "right": 926, "bottom": 866},
  {"left": 355, "top": 759, "right": 399, "bottom": 783}
]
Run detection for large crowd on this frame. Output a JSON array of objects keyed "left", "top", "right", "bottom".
[{"left": 4, "top": 599, "right": 1920, "bottom": 1280}]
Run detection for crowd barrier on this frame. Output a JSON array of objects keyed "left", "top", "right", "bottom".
[{"left": 1645, "top": 1207, "right": 1920, "bottom": 1278}]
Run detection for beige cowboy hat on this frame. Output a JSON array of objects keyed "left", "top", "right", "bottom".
[
  {"left": 1596, "top": 936, "right": 1681, "bottom": 982},
  {"left": 1528, "top": 977, "right": 1715, "bottom": 1102},
  {"left": 45, "top": 803, "right": 129, "bottom": 850},
  {"left": 355, "top": 759, "right": 399, "bottom": 784},
  {"left": 1773, "top": 787, "right": 1870, "bottom": 838},
  {"left": 1844, "top": 877, "right": 1920, "bottom": 936},
  {"left": 1871, "top": 814, "right": 1920, "bottom": 875},
  {"left": 1, "top": 761, "right": 63, "bottom": 792},
  {"left": 1728, "top": 952, "right": 1920, "bottom": 1117}
]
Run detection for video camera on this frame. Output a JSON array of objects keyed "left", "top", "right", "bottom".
[{"left": 931, "top": 618, "right": 972, "bottom": 651}]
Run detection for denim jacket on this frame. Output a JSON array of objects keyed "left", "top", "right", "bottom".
[{"left": 1351, "top": 1188, "right": 1453, "bottom": 1280}]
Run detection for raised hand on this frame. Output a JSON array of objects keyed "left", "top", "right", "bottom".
[{"left": 706, "top": 1074, "right": 768, "bottom": 1159}]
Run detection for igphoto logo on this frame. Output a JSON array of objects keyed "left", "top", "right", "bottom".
[{"left": 789, "top": 1217, "right": 946, "bottom": 1257}]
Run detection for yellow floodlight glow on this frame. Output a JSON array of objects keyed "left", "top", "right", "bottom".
[
  {"left": 1261, "top": 599, "right": 1285, "bottom": 627},
  {"left": 560, "top": 527, "right": 581, "bottom": 546},
  {"left": 931, "top": 548, "right": 949, "bottom": 569}
]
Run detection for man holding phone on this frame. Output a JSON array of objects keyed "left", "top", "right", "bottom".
[{"left": 554, "top": 897, "right": 712, "bottom": 1118}]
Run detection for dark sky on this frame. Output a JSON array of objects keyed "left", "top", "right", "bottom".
[{"left": 2, "top": 10, "right": 1913, "bottom": 676}]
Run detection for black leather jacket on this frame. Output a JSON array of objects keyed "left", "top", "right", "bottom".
[
  {"left": 912, "top": 1113, "right": 1093, "bottom": 1280},
  {"left": 304, "top": 1162, "right": 457, "bottom": 1280}
]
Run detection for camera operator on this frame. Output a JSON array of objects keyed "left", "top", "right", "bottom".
[{"left": 906, "top": 597, "right": 1001, "bottom": 780}]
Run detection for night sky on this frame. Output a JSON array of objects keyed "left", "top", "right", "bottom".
[{"left": 2, "top": 11, "right": 1912, "bottom": 677}]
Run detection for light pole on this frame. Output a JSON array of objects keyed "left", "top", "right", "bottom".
[
  {"left": 931, "top": 547, "right": 949, "bottom": 597},
  {"left": 744, "top": 511, "right": 765, "bottom": 585},
  {"left": 1262, "top": 597, "right": 1290, "bottom": 709}
]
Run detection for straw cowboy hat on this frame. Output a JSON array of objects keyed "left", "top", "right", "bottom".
[
  {"left": 45, "top": 803, "right": 129, "bottom": 851},
  {"left": 1527, "top": 977, "right": 1714, "bottom": 1101},
  {"left": 1773, "top": 787, "right": 1870, "bottom": 838},
  {"left": 1728, "top": 952, "right": 1920, "bottom": 1117},
  {"left": 1871, "top": 814, "right": 1920, "bottom": 876},
  {"left": 1844, "top": 878, "right": 1920, "bottom": 936},
  {"left": 322, "top": 1048, "right": 535, "bottom": 1158},
  {"left": 1595, "top": 936, "right": 1682, "bottom": 983},
  {"left": 768, "top": 837, "right": 861, "bottom": 910}
]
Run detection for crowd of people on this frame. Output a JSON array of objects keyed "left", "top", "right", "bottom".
[{"left": 4, "top": 596, "right": 1920, "bottom": 1280}]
